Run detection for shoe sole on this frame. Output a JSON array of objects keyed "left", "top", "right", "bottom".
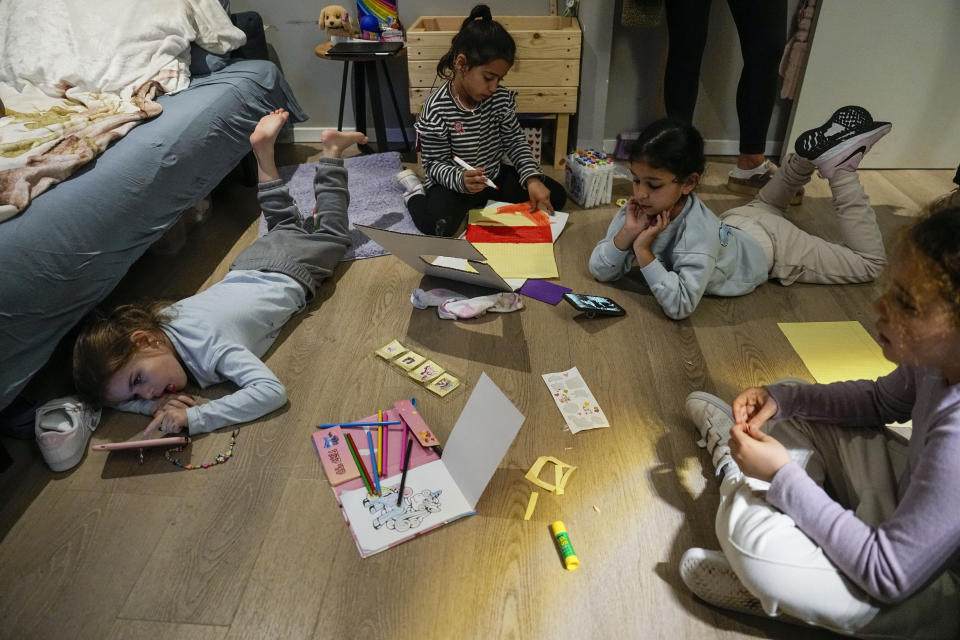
[{"left": 795, "top": 105, "right": 875, "bottom": 159}]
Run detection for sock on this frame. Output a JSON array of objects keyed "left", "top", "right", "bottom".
[
  {"left": 411, "top": 288, "right": 466, "bottom": 310},
  {"left": 397, "top": 169, "right": 424, "bottom": 203},
  {"left": 411, "top": 288, "right": 524, "bottom": 319}
]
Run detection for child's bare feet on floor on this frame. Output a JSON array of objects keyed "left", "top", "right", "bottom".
[
  {"left": 321, "top": 129, "right": 368, "bottom": 159},
  {"left": 250, "top": 109, "right": 289, "bottom": 152}
]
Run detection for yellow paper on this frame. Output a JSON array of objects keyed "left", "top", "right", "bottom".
[
  {"left": 778, "top": 321, "right": 895, "bottom": 384},
  {"left": 471, "top": 242, "right": 558, "bottom": 279},
  {"left": 523, "top": 491, "right": 539, "bottom": 520},
  {"left": 525, "top": 456, "right": 577, "bottom": 495},
  {"left": 468, "top": 205, "right": 549, "bottom": 228}
]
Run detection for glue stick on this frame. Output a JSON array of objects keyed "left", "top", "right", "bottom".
[{"left": 551, "top": 521, "right": 580, "bottom": 571}]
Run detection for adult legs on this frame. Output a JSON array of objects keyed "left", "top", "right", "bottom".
[
  {"left": 663, "top": 0, "right": 712, "bottom": 123},
  {"left": 727, "top": 0, "right": 788, "bottom": 160}
]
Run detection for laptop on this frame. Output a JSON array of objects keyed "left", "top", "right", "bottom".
[{"left": 327, "top": 41, "right": 404, "bottom": 56}]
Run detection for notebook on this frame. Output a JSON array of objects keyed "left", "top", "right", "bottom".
[{"left": 314, "top": 373, "right": 525, "bottom": 557}]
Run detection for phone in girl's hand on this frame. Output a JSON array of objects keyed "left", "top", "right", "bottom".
[{"left": 563, "top": 293, "right": 626, "bottom": 318}]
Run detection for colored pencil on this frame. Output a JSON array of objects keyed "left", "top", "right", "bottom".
[
  {"left": 377, "top": 411, "right": 383, "bottom": 475},
  {"left": 343, "top": 432, "right": 374, "bottom": 495},
  {"left": 397, "top": 437, "right": 413, "bottom": 507},
  {"left": 316, "top": 420, "right": 401, "bottom": 429},
  {"left": 367, "top": 430, "right": 381, "bottom": 495},
  {"left": 382, "top": 414, "right": 388, "bottom": 475}
]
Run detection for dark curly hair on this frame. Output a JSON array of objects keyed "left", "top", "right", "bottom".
[{"left": 904, "top": 205, "right": 960, "bottom": 325}]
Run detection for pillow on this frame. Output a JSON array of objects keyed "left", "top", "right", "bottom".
[
  {"left": 189, "top": 0, "right": 232, "bottom": 76},
  {"left": 189, "top": 45, "right": 231, "bottom": 76}
]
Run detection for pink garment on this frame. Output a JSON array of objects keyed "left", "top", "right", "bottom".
[
  {"left": 410, "top": 287, "right": 523, "bottom": 320},
  {"left": 779, "top": 0, "right": 817, "bottom": 100}
]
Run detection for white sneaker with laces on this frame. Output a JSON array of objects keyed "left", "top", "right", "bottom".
[
  {"left": 680, "top": 547, "right": 767, "bottom": 617},
  {"left": 685, "top": 391, "right": 739, "bottom": 478},
  {"left": 35, "top": 396, "right": 101, "bottom": 472}
]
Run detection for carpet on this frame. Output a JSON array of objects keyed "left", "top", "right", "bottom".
[{"left": 264, "top": 152, "right": 423, "bottom": 261}]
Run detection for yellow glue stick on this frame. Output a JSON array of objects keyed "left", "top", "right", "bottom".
[{"left": 551, "top": 521, "right": 580, "bottom": 571}]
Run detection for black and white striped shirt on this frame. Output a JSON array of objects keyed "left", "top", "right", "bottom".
[{"left": 415, "top": 81, "right": 541, "bottom": 192}]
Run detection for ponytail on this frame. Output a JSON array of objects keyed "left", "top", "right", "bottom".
[{"left": 436, "top": 4, "right": 516, "bottom": 80}]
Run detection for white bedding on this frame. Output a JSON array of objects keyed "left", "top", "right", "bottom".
[{"left": 0, "top": 0, "right": 246, "bottom": 219}]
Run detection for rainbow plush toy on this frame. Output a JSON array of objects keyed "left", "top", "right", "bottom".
[{"left": 356, "top": 0, "right": 400, "bottom": 40}]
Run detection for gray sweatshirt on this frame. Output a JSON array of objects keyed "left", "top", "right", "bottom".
[
  {"left": 766, "top": 366, "right": 960, "bottom": 604},
  {"left": 588, "top": 195, "right": 768, "bottom": 319}
]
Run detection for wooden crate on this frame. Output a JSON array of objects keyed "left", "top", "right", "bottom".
[{"left": 406, "top": 15, "right": 581, "bottom": 167}]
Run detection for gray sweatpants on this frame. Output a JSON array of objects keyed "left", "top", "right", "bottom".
[
  {"left": 721, "top": 153, "right": 887, "bottom": 285},
  {"left": 230, "top": 158, "right": 351, "bottom": 300}
]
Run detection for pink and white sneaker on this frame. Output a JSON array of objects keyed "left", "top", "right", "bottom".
[
  {"left": 35, "top": 396, "right": 101, "bottom": 472},
  {"left": 794, "top": 105, "right": 891, "bottom": 179}
]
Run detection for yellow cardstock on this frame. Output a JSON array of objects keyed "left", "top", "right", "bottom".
[
  {"left": 778, "top": 321, "right": 895, "bottom": 384},
  {"left": 525, "top": 456, "right": 577, "bottom": 495}
]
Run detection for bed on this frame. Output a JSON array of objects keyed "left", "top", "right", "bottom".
[{"left": 0, "top": 3, "right": 307, "bottom": 412}]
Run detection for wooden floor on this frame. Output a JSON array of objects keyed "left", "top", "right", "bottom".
[{"left": 0, "top": 149, "right": 953, "bottom": 640}]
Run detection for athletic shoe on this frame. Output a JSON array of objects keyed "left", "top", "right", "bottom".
[
  {"left": 685, "top": 391, "right": 738, "bottom": 478},
  {"left": 396, "top": 168, "right": 424, "bottom": 194},
  {"left": 35, "top": 396, "right": 101, "bottom": 472},
  {"left": 680, "top": 548, "right": 767, "bottom": 617},
  {"left": 794, "top": 106, "right": 891, "bottom": 179},
  {"left": 726, "top": 161, "right": 803, "bottom": 205}
]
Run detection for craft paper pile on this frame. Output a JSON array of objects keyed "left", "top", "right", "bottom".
[{"left": 465, "top": 202, "right": 559, "bottom": 279}]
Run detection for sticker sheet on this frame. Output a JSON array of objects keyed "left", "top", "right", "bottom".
[
  {"left": 541, "top": 366, "right": 609, "bottom": 434},
  {"left": 394, "top": 351, "right": 426, "bottom": 371}
]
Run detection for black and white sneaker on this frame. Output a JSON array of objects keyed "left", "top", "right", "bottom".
[{"left": 794, "top": 105, "right": 891, "bottom": 179}]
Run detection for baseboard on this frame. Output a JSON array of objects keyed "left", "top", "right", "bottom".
[
  {"left": 290, "top": 125, "right": 414, "bottom": 144},
  {"left": 601, "top": 138, "right": 784, "bottom": 158}
]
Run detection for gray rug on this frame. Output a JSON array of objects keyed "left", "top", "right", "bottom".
[{"left": 263, "top": 152, "right": 423, "bottom": 261}]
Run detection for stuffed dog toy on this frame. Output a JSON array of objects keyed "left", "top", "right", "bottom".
[{"left": 319, "top": 5, "right": 359, "bottom": 39}]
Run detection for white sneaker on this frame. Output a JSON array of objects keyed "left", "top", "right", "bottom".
[
  {"left": 685, "top": 391, "right": 738, "bottom": 477},
  {"left": 680, "top": 548, "right": 767, "bottom": 617},
  {"left": 35, "top": 396, "right": 101, "bottom": 472}
]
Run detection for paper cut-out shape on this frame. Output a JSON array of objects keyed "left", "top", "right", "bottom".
[
  {"left": 375, "top": 339, "right": 407, "bottom": 360},
  {"left": 525, "top": 456, "right": 577, "bottom": 495},
  {"left": 394, "top": 351, "right": 426, "bottom": 371},
  {"left": 427, "top": 373, "right": 460, "bottom": 397},
  {"left": 524, "top": 491, "right": 539, "bottom": 520}
]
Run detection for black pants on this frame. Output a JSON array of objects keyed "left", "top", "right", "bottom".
[
  {"left": 664, "top": 0, "right": 787, "bottom": 155},
  {"left": 406, "top": 165, "right": 567, "bottom": 236}
]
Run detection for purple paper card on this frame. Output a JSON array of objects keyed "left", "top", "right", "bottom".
[{"left": 517, "top": 279, "right": 572, "bottom": 305}]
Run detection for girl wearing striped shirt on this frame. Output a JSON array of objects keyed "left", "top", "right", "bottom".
[{"left": 399, "top": 5, "right": 566, "bottom": 237}]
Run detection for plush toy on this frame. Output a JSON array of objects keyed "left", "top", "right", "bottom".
[{"left": 319, "top": 5, "right": 359, "bottom": 41}]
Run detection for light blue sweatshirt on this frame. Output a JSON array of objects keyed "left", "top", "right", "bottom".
[
  {"left": 118, "top": 269, "right": 305, "bottom": 434},
  {"left": 588, "top": 194, "right": 769, "bottom": 319}
]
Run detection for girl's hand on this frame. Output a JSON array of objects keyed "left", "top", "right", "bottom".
[
  {"left": 632, "top": 211, "right": 670, "bottom": 255},
  {"left": 732, "top": 386, "right": 779, "bottom": 434},
  {"left": 613, "top": 198, "right": 653, "bottom": 251},
  {"left": 525, "top": 178, "right": 555, "bottom": 215},
  {"left": 151, "top": 393, "right": 197, "bottom": 415},
  {"left": 144, "top": 405, "right": 189, "bottom": 438},
  {"left": 729, "top": 422, "right": 792, "bottom": 482},
  {"left": 462, "top": 168, "right": 488, "bottom": 194}
]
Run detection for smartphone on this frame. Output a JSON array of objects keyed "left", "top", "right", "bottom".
[{"left": 562, "top": 293, "right": 626, "bottom": 318}]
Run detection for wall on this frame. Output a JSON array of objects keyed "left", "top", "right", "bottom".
[
  {"left": 603, "top": 0, "right": 801, "bottom": 156},
  {"left": 231, "top": 0, "right": 571, "bottom": 144},
  {"left": 784, "top": 0, "right": 960, "bottom": 169}
]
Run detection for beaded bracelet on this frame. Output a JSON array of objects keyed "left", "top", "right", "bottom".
[{"left": 165, "top": 428, "right": 239, "bottom": 470}]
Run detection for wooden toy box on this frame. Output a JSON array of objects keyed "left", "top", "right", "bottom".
[{"left": 406, "top": 15, "right": 582, "bottom": 167}]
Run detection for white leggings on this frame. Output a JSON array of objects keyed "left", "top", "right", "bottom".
[{"left": 716, "top": 419, "right": 960, "bottom": 639}]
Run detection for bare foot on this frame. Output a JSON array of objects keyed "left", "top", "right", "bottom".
[
  {"left": 250, "top": 109, "right": 289, "bottom": 153},
  {"left": 320, "top": 129, "right": 368, "bottom": 159}
]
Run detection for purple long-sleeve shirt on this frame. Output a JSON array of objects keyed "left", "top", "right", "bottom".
[{"left": 765, "top": 365, "right": 960, "bottom": 604}]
